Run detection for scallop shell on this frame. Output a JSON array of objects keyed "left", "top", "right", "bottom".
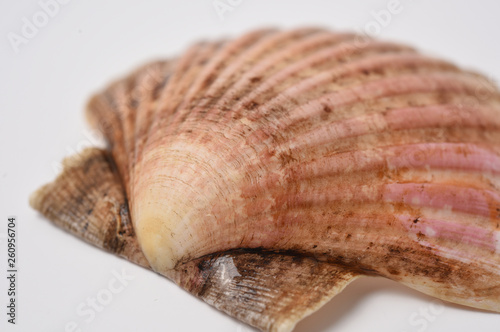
[{"left": 31, "top": 28, "right": 500, "bottom": 331}]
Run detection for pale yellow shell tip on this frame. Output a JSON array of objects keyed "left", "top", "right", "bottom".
[{"left": 28, "top": 188, "right": 42, "bottom": 210}]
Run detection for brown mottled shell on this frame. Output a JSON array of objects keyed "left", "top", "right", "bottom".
[{"left": 31, "top": 28, "right": 500, "bottom": 331}]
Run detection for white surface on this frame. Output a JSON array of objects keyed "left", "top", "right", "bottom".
[{"left": 1, "top": 0, "right": 500, "bottom": 331}]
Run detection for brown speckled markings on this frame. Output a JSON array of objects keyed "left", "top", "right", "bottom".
[
  {"left": 173, "top": 251, "right": 358, "bottom": 332},
  {"left": 31, "top": 28, "right": 500, "bottom": 331},
  {"left": 29, "top": 149, "right": 149, "bottom": 268}
]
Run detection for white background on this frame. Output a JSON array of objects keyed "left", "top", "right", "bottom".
[{"left": 1, "top": 0, "right": 500, "bottom": 331}]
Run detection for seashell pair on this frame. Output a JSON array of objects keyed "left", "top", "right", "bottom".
[{"left": 30, "top": 28, "right": 500, "bottom": 331}]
